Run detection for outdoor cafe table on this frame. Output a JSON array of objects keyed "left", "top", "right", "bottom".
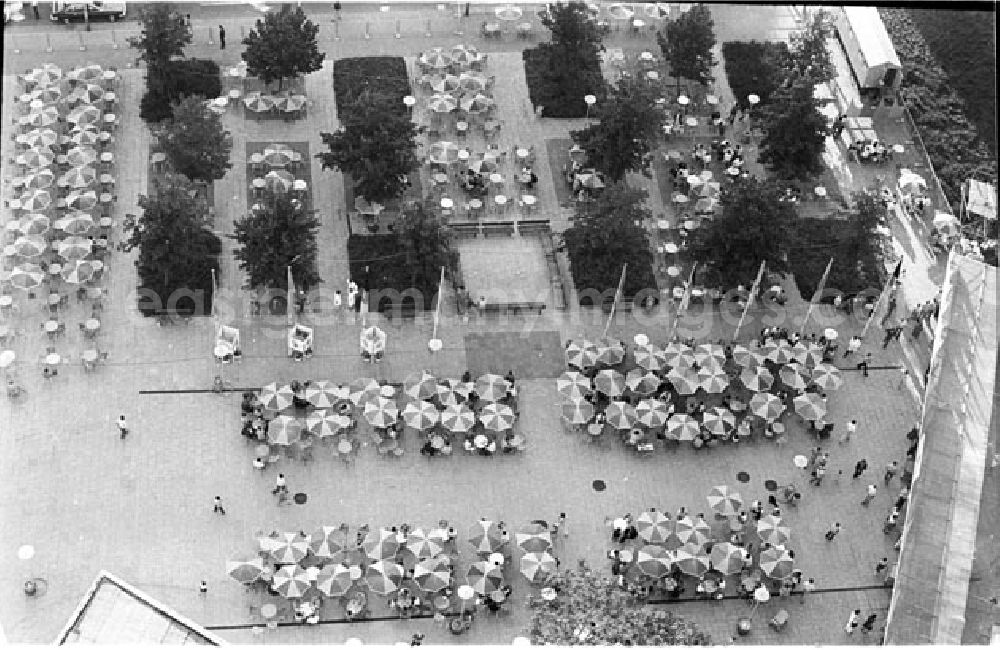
[
  {"left": 430, "top": 435, "right": 445, "bottom": 449},
  {"left": 44, "top": 319, "right": 61, "bottom": 334},
  {"left": 703, "top": 578, "right": 720, "bottom": 594},
  {"left": 47, "top": 292, "right": 62, "bottom": 307},
  {"left": 474, "top": 434, "right": 489, "bottom": 449},
  {"left": 44, "top": 352, "right": 61, "bottom": 366},
  {"left": 260, "top": 603, "right": 278, "bottom": 620},
  {"left": 587, "top": 423, "right": 603, "bottom": 437},
  {"left": 515, "top": 148, "right": 530, "bottom": 161},
  {"left": 346, "top": 593, "right": 366, "bottom": 616},
  {"left": 349, "top": 566, "right": 363, "bottom": 581},
  {"left": 337, "top": 439, "right": 353, "bottom": 455},
  {"left": 81, "top": 349, "right": 98, "bottom": 364},
  {"left": 664, "top": 242, "right": 679, "bottom": 253},
  {"left": 84, "top": 318, "right": 100, "bottom": 334},
  {"left": 0, "top": 350, "right": 15, "bottom": 369},
  {"left": 618, "top": 549, "right": 634, "bottom": 563},
  {"left": 433, "top": 594, "right": 451, "bottom": 611}
]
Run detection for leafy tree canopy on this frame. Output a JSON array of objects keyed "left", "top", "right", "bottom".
[
  {"left": 657, "top": 4, "right": 718, "bottom": 89},
  {"left": 685, "top": 176, "right": 797, "bottom": 288},
  {"left": 128, "top": 3, "right": 192, "bottom": 71},
  {"left": 158, "top": 96, "right": 234, "bottom": 184},
  {"left": 231, "top": 193, "right": 322, "bottom": 292},
  {"left": 757, "top": 79, "right": 830, "bottom": 181},
  {"left": 396, "top": 201, "right": 459, "bottom": 297},
  {"left": 783, "top": 10, "right": 836, "bottom": 86},
  {"left": 542, "top": 1, "right": 605, "bottom": 57},
  {"left": 571, "top": 77, "right": 662, "bottom": 182},
  {"left": 241, "top": 4, "right": 325, "bottom": 90},
  {"left": 140, "top": 58, "right": 221, "bottom": 123}
]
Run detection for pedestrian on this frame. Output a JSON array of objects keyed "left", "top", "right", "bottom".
[
  {"left": 800, "top": 577, "right": 816, "bottom": 603},
  {"left": 749, "top": 500, "right": 763, "bottom": 521},
  {"left": 882, "top": 294, "right": 897, "bottom": 325},
  {"left": 844, "top": 609, "right": 861, "bottom": 634},
  {"left": 906, "top": 423, "right": 921, "bottom": 441},
  {"left": 844, "top": 335, "right": 862, "bottom": 357},
  {"left": 809, "top": 446, "right": 823, "bottom": 468},
  {"left": 334, "top": 1, "right": 342, "bottom": 19},
  {"left": 185, "top": 14, "right": 192, "bottom": 27},
  {"left": 199, "top": 580, "right": 208, "bottom": 595},
  {"left": 213, "top": 496, "right": 226, "bottom": 515},
  {"left": 895, "top": 486, "right": 909, "bottom": 510},
  {"left": 817, "top": 451, "right": 829, "bottom": 469},
  {"left": 808, "top": 466, "right": 826, "bottom": 486},
  {"left": 252, "top": 457, "right": 266, "bottom": 471},
  {"left": 884, "top": 461, "right": 898, "bottom": 485},
  {"left": 840, "top": 419, "right": 857, "bottom": 444},
  {"left": 333, "top": 289, "right": 342, "bottom": 312},
  {"left": 409, "top": 633, "right": 425, "bottom": 646},
  {"left": 874, "top": 557, "right": 889, "bottom": 575},
  {"left": 882, "top": 326, "right": 901, "bottom": 348},
  {"left": 218, "top": 25, "right": 226, "bottom": 49},
  {"left": 883, "top": 507, "right": 900, "bottom": 533},
  {"left": 557, "top": 512, "right": 568, "bottom": 537},
  {"left": 861, "top": 613, "right": 878, "bottom": 634},
  {"left": 824, "top": 522, "right": 841, "bottom": 541},
  {"left": 272, "top": 474, "right": 289, "bottom": 502},
  {"left": 853, "top": 458, "right": 868, "bottom": 479},
  {"left": 861, "top": 484, "right": 877, "bottom": 506},
  {"left": 116, "top": 414, "right": 128, "bottom": 439},
  {"left": 856, "top": 352, "right": 872, "bottom": 377},
  {"left": 32, "top": 0, "right": 40, "bottom": 19}
]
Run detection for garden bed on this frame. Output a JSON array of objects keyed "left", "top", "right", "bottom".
[
  {"left": 347, "top": 234, "right": 434, "bottom": 312},
  {"left": 720, "top": 41, "right": 788, "bottom": 110},
  {"left": 788, "top": 217, "right": 885, "bottom": 299},
  {"left": 333, "top": 56, "right": 410, "bottom": 117},
  {"left": 522, "top": 45, "right": 606, "bottom": 118}
]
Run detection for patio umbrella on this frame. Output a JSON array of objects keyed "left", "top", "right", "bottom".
[
  {"left": 709, "top": 542, "right": 744, "bottom": 575},
  {"left": 22, "top": 129, "right": 59, "bottom": 149},
  {"left": 561, "top": 399, "right": 595, "bottom": 425},
  {"left": 633, "top": 344, "right": 665, "bottom": 372},
  {"left": 59, "top": 212, "right": 95, "bottom": 235},
  {"left": 759, "top": 545, "right": 795, "bottom": 579},
  {"left": 17, "top": 148, "right": 55, "bottom": 168},
  {"left": 259, "top": 382, "right": 294, "bottom": 411},
  {"left": 365, "top": 561, "right": 404, "bottom": 595},
  {"left": 468, "top": 156, "right": 499, "bottom": 174},
  {"left": 311, "top": 526, "right": 348, "bottom": 559},
  {"left": 557, "top": 371, "right": 592, "bottom": 401},
  {"left": 17, "top": 214, "right": 50, "bottom": 236},
  {"left": 626, "top": 369, "right": 660, "bottom": 396},
  {"left": 269, "top": 532, "right": 310, "bottom": 564},
  {"left": 29, "top": 85, "right": 61, "bottom": 103},
  {"left": 662, "top": 341, "right": 694, "bottom": 368},
  {"left": 27, "top": 63, "right": 62, "bottom": 86},
  {"left": 898, "top": 172, "right": 927, "bottom": 196},
  {"left": 520, "top": 551, "right": 558, "bottom": 583},
  {"left": 480, "top": 402, "right": 515, "bottom": 431},
  {"left": 13, "top": 235, "right": 47, "bottom": 258},
  {"left": 763, "top": 340, "right": 795, "bottom": 365},
  {"left": 431, "top": 74, "right": 461, "bottom": 93},
  {"left": 10, "top": 264, "right": 45, "bottom": 290},
  {"left": 267, "top": 414, "right": 302, "bottom": 445},
  {"left": 515, "top": 523, "right": 553, "bottom": 553},
  {"left": 636, "top": 398, "right": 670, "bottom": 428},
  {"left": 243, "top": 92, "right": 274, "bottom": 112},
  {"left": 434, "top": 383, "right": 461, "bottom": 407},
  {"left": 703, "top": 407, "right": 736, "bottom": 437},
  {"left": 458, "top": 72, "right": 487, "bottom": 93},
  {"left": 466, "top": 560, "right": 504, "bottom": 594},
  {"left": 66, "top": 190, "right": 97, "bottom": 210},
  {"left": 495, "top": 4, "right": 523, "bottom": 20},
  {"left": 732, "top": 344, "right": 765, "bottom": 367},
  {"left": 607, "top": 3, "right": 635, "bottom": 20},
  {"left": 756, "top": 515, "right": 790, "bottom": 546},
  {"left": 594, "top": 369, "right": 625, "bottom": 397},
  {"left": 402, "top": 400, "right": 439, "bottom": 431},
  {"left": 427, "top": 93, "right": 457, "bottom": 113},
  {"left": 475, "top": 373, "right": 510, "bottom": 402},
  {"left": 272, "top": 565, "right": 311, "bottom": 598},
  {"left": 304, "top": 411, "right": 338, "bottom": 438},
  {"left": 264, "top": 169, "right": 295, "bottom": 194},
  {"left": 56, "top": 235, "right": 92, "bottom": 261},
  {"left": 645, "top": 2, "right": 671, "bottom": 19},
  {"left": 67, "top": 83, "right": 104, "bottom": 104},
  {"left": 68, "top": 64, "right": 103, "bottom": 81},
  {"left": 405, "top": 529, "right": 443, "bottom": 559},
  {"left": 428, "top": 141, "right": 461, "bottom": 165},
  {"left": 262, "top": 144, "right": 294, "bottom": 166},
  {"left": 667, "top": 413, "right": 700, "bottom": 441},
  {"left": 675, "top": 516, "right": 711, "bottom": 547},
  {"left": 316, "top": 563, "right": 354, "bottom": 597},
  {"left": 66, "top": 146, "right": 98, "bottom": 167},
  {"left": 304, "top": 380, "right": 346, "bottom": 409},
  {"left": 67, "top": 105, "right": 101, "bottom": 126},
  {"left": 421, "top": 48, "right": 453, "bottom": 69},
  {"left": 460, "top": 93, "right": 494, "bottom": 114},
  {"left": 605, "top": 401, "right": 637, "bottom": 430},
  {"left": 441, "top": 403, "right": 476, "bottom": 433},
  {"left": 404, "top": 370, "right": 438, "bottom": 400},
  {"left": 786, "top": 342, "right": 810, "bottom": 365},
  {"left": 27, "top": 106, "right": 60, "bottom": 128},
  {"left": 636, "top": 510, "right": 672, "bottom": 544},
  {"left": 565, "top": 340, "right": 600, "bottom": 369},
  {"left": 694, "top": 343, "right": 726, "bottom": 367},
  {"left": 60, "top": 166, "right": 97, "bottom": 189},
  {"left": 673, "top": 543, "right": 710, "bottom": 577},
  {"left": 413, "top": 558, "right": 451, "bottom": 593},
  {"left": 348, "top": 377, "right": 381, "bottom": 405},
  {"left": 60, "top": 259, "right": 97, "bottom": 284},
  {"left": 746, "top": 392, "right": 782, "bottom": 421},
  {"left": 707, "top": 485, "right": 743, "bottom": 518},
  {"left": 576, "top": 171, "right": 605, "bottom": 189},
  {"left": 363, "top": 396, "right": 399, "bottom": 428},
  {"left": 227, "top": 556, "right": 265, "bottom": 583},
  {"left": 779, "top": 363, "right": 809, "bottom": 391},
  {"left": 70, "top": 129, "right": 100, "bottom": 147},
  {"left": 637, "top": 545, "right": 672, "bottom": 578},
  {"left": 468, "top": 520, "right": 505, "bottom": 555},
  {"left": 793, "top": 393, "right": 826, "bottom": 421},
  {"left": 699, "top": 365, "right": 729, "bottom": 394},
  {"left": 274, "top": 94, "right": 307, "bottom": 112},
  {"left": 740, "top": 365, "right": 774, "bottom": 391},
  {"left": 811, "top": 363, "right": 843, "bottom": 390},
  {"left": 666, "top": 367, "right": 700, "bottom": 395},
  {"left": 363, "top": 528, "right": 402, "bottom": 561},
  {"left": 20, "top": 189, "right": 52, "bottom": 211},
  {"left": 24, "top": 169, "right": 55, "bottom": 190}
]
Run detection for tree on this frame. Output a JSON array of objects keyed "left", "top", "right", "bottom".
[
  {"left": 231, "top": 193, "right": 322, "bottom": 293},
  {"left": 123, "top": 173, "right": 220, "bottom": 316},
  {"left": 685, "top": 177, "right": 797, "bottom": 288},
  {"left": 128, "top": 3, "right": 192, "bottom": 72},
  {"left": 571, "top": 77, "right": 662, "bottom": 182},
  {"left": 562, "top": 183, "right": 657, "bottom": 299},
  {"left": 541, "top": 1, "right": 605, "bottom": 55},
  {"left": 396, "top": 201, "right": 459, "bottom": 299},
  {"left": 241, "top": 4, "right": 325, "bottom": 90},
  {"left": 757, "top": 79, "right": 830, "bottom": 180},
  {"left": 317, "top": 92, "right": 423, "bottom": 205},
  {"left": 140, "top": 58, "right": 221, "bottom": 123},
  {"left": 783, "top": 10, "right": 835, "bottom": 86},
  {"left": 657, "top": 4, "right": 717, "bottom": 93},
  {"left": 158, "top": 96, "right": 233, "bottom": 184}
]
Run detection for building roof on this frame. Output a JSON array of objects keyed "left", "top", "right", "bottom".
[
  {"left": 884, "top": 254, "right": 999, "bottom": 644},
  {"left": 55, "top": 570, "right": 225, "bottom": 645},
  {"left": 842, "top": 6, "right": 901, "bottom": 69}
]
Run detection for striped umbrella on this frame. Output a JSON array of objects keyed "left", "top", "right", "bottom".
[
  {"left": 57, "top": 235, "right": 93, "bottom": 260},
  {"left": 666, "top": 367, "right": 701, "bottom": 395},
  {"left": 304, "top": 380, "right": 346, "bottom": 409},
  {"left": 740, "top": 365, "right": 774, "bottom": 391},
  {"left": 702, "top": 407, "right": 736, "bottom": 437},
  {"left": 594, "top": 369, "right": 625, "bottom": 397},
  {"left": 461, "top": 93, "right": 496, "bottom": 115},
  {"left": 557, "top": 371, "right": 592, "bottom": 400},
  {"left": 402, "top": 400, "right": 439, "bottom": 430},
  {"left": 19, "top": 189, "right": 52, "bottom": 211},
  {"left": 60, "top": 259, "right": 97, "bottom": 284},
  {"left": 259, "top": 383, "right": 294, "bottom": 411},
  {"left": 27, "top": 63, "right": 63, "bottom": 86},
  {"left": 457, "top": 72, "right": 487, "bottom": 93},
  {"left": 58, "top": 212, "right": 95, "bottom": 235},
  {"left": 24, "top": 169, "right": 55, "bottom": 190},
  {"left": 273, "top": 94, "right": 307, "bottom": 112},
  {"left": 428, "top": 141, "right": 460, "bottom": 165},
  {"left": 756, "top": 515, "right": 790, "bottom": 546},
  {"left": 732, "top": 344, "right": 765, "bottom": 367},
  {"left": 475, "top": 373, "right": 510, "bottom": 402},
  {"left": 674, "top": 543, "right": 710, "bottom": 577},
  {"left": 597, "top": 338, "right": 626, "bottom": 366},
  {"left": 802, "top": 342, "right": 826, "bottom": 367},
  {"left": 66, "top": 189, "right": 97, "bottom": 210},
  {"left": 10, "top": 264, "right": 45, "bottom": 290},
  {"left": 699, "top": 365, "right": 729, "bottom": 394},
  {"left": 707, "top": 485, "right": 743, "bottom": 518},
  {"left": 310, "top": 526, "right": 349, "bottom": 559},
  {"left": 364, "top": 528, "right": 402, "bottom": 561},
  {"left": 779, "top": 364, "right": 809, "bottom": 391},
  {"left": 348, "top": 377, "right": 381, "bottom": 406},
  {"left": 605, "top": 401, "right": 637, "bottom": 430},
  {"left": 67, "top": 105, "right": 101, "bottom": 126},
  {"left": 427, "top": 93, "right": 457, "bottom": 113},
  {"left": 431, "top": 74, "right": 461, "bottom": 93},
  {"left": 27, "top": 106, "right": 60, "bottom": 128},
  {"left": 17, "top": 214, "right": 50, "bottom": 236},
  {"left": 749, "top": 392, "right": 785, "bottom": 421},
  {"left": 468, "top": 520, "right": 505, "bottom": 555},
  {"left": 316, "top": 563, "right": 354, "bottom": 597},
  {"left": 666, "top": 413, "right": 700, "bottom": 441},
  {"left": 450, "top": 44, "right": 480, "bottom": 66},
  {"left": 305, "top": 410, "right": 339, "bottom": 438},
  {"left": 480, "top": 402, "right": 516, "bottom": 431},
  {"left": 70, "top": 129, "right": 100, "bottom": 147},
  {"left": 709, "top": 542, "right": 744, "bottom": 575},
  {"left": 365, "top": 561, "right": 404, "bottom": 595},
  {"left": 404, "top": 370, "right": 438, "bottom": 400},
  {"left": 636, "top": 510, "right": 671, "bottom": 544},
  {"left": 267, "top": 415, "right": 302, "bottom": 446},
  {"left": 515, "top": 523, "right": 553, "bottom": 553},
  {"left": 421, "top": 48, "right": 453, "bottom": 68},
  {"left": 269, "top": 532, "right": 310, "bottom": 564},
  {"left": 675, "top": 516, "right": 711, "bottom": 547},
  {"left": 663, "top": 341, "right": 694, "bottom": 368},
  {"left": 272, "top": 564, "right": 312, "bottom": 598},
  {"left": 561, "top": 399, "right": 595, "bottom": 425},
  {"left": 759, "top": 545, "right": 795, "bottom": 579},
  {"left": 262, "top": 143, "right": 293, "bottom": 166},
  {"left": 626, "top": 369, "right": 660, "bottom": 396},
  {"left": 766, "top": 340, "right": 796, "bottom": 365},
  {"left": 637, "top": 545, "right": 672, "bottom": 578},
  {"left": 565, "top": 340, "right": 600, "bottom": 369},
  {"left": 406, "top": 528, "right": 443, "bottom": 559},
  {"left": 227, "top": 556, "right": 265, "bottom": 583},
  {"left": 67, "top": 83, "right": 104, "bottom": 104},
  {"left": 811, "top": 363, "right": 843, "bottom": 390},
  {"left": 633, "top": 344, "right": 666, "bottom": 372},
  {"left": 30, "top": 85, "right": 63, "bottom": 102},
  {"left": 264, "top": 169, "right": 295, "bottom": 194},
  {"left": 244, "top": 92, "right": 274, "bottom": 112},
  {"left": 787, "top": 342, "right": 811, "bottom": 365},
  {"left": 468, "top": 156, "right": 499, "bottom": 174},
  {"left": 434, "top": 382, "right": 461, "bottom": 407},
  {"left": 17, "top": 147, "right": 55, "bottom": 168},
  {"left": 520, "top": 551, "right": 558, "bottom": 583},
  {"left": 441, "top": 403, "right": 476, "bottom": 433},
  {"left": 68, "top": 64, "right": 103, "bottom": 81},
  {"left": 636, "top": 398, "right": 670, "bottom": 428},
  {"left": 466, "top": 560, "right": 503, "bottom": 594},
  {"left": 414, "top": 559, "right": 451, "bottom": 593},
  {"left": 793, "top": 393, "right": 826, "bottom": 421},
  {"left": 13, "top": 235, "right": 47, "bottom": 258},
  {"left": 22, "top": 129, "right": 59, "bottom": 148},
  {"left": 694, "top": 343, "right": 726, "bottom": 367},
  {"left": 364, "top": 396, "right": 399, "bottom": 428}
]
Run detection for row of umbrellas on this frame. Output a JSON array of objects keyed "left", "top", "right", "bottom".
[
  {"left": 419, "top": 44, "right": 483, "bottom": 70},
  {"left": 244, "top": 92, "right": 308, "bottom": 113},
  {"left": 24, "top": 63, "right": 105, "bottom": 87},
  {"left": 567, "top": 338, "right": 832, "bottom": 371},
  {"left": 427, "top": 91, "right": 494, "bottom": 115},
  {"left": 423, "top": 72, "right": 491, "bottom": 95},
  {"left": 7, "top": 259, "right": 100, "bottom": 290},
  {"left": 428, "top": 141, "right": 499, "bottom": 168},
  {"left": 631, "top": 540, "right": 794, "bottom": 580},
  {"left": 20, "top": 104, "right": 104, "bottom": 128}
]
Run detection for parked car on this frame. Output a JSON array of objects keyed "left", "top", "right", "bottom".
[{"left": 50, "top": 1, "right": 125, "bottom": 23}]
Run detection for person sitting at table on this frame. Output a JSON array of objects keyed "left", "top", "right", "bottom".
[
  {"left": 420, "top": 439, "right": 438, "bottom": 456},
  {"left": 501, "top": 433, "right": 517, "bottom": 454},
  {"left": 464, "top": 437, "right": 475, "bottom": 453},
  {"left": 517, "top": 166, "right": 538, "bottom": 189}
]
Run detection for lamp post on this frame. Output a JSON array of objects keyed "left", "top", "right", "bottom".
[{"left": 584, "top": 94, "right": 596, "bottom": 120}]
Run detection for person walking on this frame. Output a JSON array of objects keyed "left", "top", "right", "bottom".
[
  {"left": 557, "top": 512, "right": 568, "bottom": 537},
  {"left": 882, "top": 325, "right": 901, "bottom": 348},
  {"left": 883, "top": 507, "right": 900, "bottom": 534},
  {"left": 808, "top": 446, "right": 823, "bottom": 469},
  {"left": 843, "top": 335, "right": 862, "bottom": 358},
  {"left": 800, "top": 577, "right": 816, "bottom": 603},
  {"left": 218, "top": 25, "right": 226, "bottom": 49},
  {"left": 808, "top": 466, "right": 826, "bottom": 486},
  {"left": 844, "top": 609, "right": 861, "bottom": 634},
  {"left": 839, "top": 419, "right": 857, "bottom": 444},
  {"left": 32, "top": 0, "right": 40, "bottom": 19},
  {"left": 252, "top": 457, "right": 266, "bottom": 471},
  {"left": 213, "top": 496, "right": 226, "bottom": 515},
  {"left": 861, "top": 484, "right": 877, "bottom": 506},
  {"left": 874, "top": 557, "right": 889, "bottom": 575},
  {"left": 116, "top": 414, "right": 128, "bottom": 439},
  {"left": 824, "top": 522, "right": 842, "bottom": 541},
  {"left": 884, "top": 461, "right": 898, "bottom": 485},
  {"left": 272, "top": 473, "right": 288, "bottom": 501},
  {"left": 861, "top": 613, "right": 878, "bottom": 634},
  {"left": 852, "top": 458, "right": 868, "bottom": 479},
  {"left": 895, "top": 486, "right": 910, "bottom": 511},
  {"left": 856, "top": 352, "right": 872, "bottom": 377},
  {"left": 199, "top": 580, "right": 208, "bottom": 595}
]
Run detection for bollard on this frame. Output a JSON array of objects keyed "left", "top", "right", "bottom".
[
  {"left": 395, "top": 18, "right": 401, "bottom": 38},
  {"left": 111, "top": 29, "right": 119, "bottom": 49},
  {"left": 12, "top": 34, "right": 19, "bottom": 54},
  {"left": 364, "top": 21, "right": 371, "bottom": 39},
  {"left": 240, "top": 26, "right": 246, "bottom": 39},
  {"left": 425, "top": 18, "right": 432, "bottom": 37},
  {"left": 79, "top": 32, "right": 86, "bottom": 51},
  {"left": 208, "top": 27, "right": 214, "bottom": 45},
  {"left": 334, "top": 20, "right": 340, "bottom": 40},
  {"left": 46, "top": 33, "right": 53, "bottom": 52}
]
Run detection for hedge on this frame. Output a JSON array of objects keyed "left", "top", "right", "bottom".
[
  {"left": 788, "top": 217, "right": 885, "bottom": 299},
  {"left": 140, "top": 58, "right": 221, "bottom": 123},
  {"left": 720, "top": 41, "right": 788, "bottom": 110},
  {"left": 523, "top": 43, "right": 606, "bottom": 118},
  {"left": 333, "top": 57, "right": 410, "bottom": 117},
  {"left": 347, "top": 235, "right": 438, "bottom": 312}
]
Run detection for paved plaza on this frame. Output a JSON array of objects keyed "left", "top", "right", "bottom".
[{"left": 0, "top": 3, "right": 948, "bottom": 645}]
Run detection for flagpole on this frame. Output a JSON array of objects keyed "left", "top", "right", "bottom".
[
  {"left": 798, "top": 257, "right": 833, "bottom": 338},
  {"left": 430, "top": 266, "right": 446, "bottom": 351},
  {"left": 670, "top": 262, "right": 697, "bottom": 336},
  {"left": 286, "top": 265, "right": 295, "bottom": 327},
  {"left": 733, "top": 261, "right": 766, "bottom": 342},
  {"left": 602, "top": 264, "right": 627, "bottom": 339},
  {"left": 861, "top": 261, "right": 897, "bottom": 338}
]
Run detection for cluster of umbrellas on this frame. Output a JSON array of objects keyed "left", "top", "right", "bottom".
[
  {"left": 250, "top": 144, "right": 307, "bottom": 198},
  {"left": 418, "top": 45, "right": 494, "bottom": 117},
  {"left": 244, "top": 91, "right": 307, "bottom": 114}
]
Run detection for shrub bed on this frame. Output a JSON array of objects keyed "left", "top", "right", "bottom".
[
  {"left": 788, "top": 217, "right": 885, "bottom": 299},
  {"left": 347, "top": 234, "right": 436, "bottom": 312},
  {"left": 522, "top": 45, "right": 606, "bottom": 118},
  {"left": 140, "top": 58, "right": 221, "bottom": 123},
  {"left": 333, "top": 56, "right": 410, "bottom": 117},
  {"left": 721, "top": 41, "right": 788, "bottom": 110}
]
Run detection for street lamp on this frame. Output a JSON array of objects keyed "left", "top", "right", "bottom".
[{"left": 584, "top": 94, "right": 596, "bottom": 119}]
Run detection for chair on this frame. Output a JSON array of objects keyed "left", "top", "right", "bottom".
[{"left": 769, "top": 609, "right": 789, "bottom": 631}]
